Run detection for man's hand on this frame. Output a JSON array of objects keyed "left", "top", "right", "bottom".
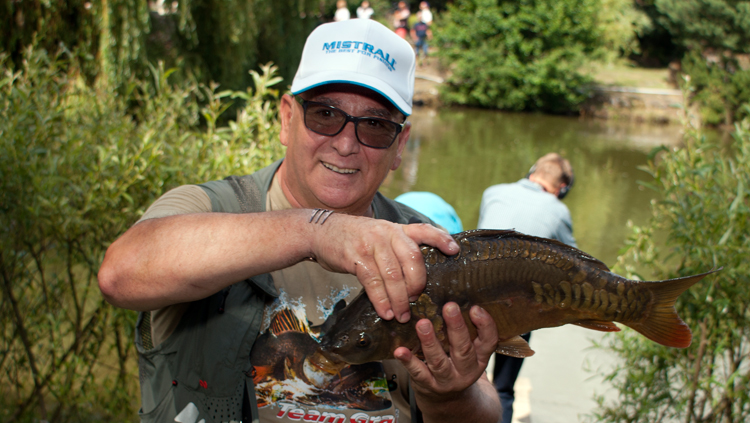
[
  {"left": 309, "top": 214, "right": 458, "bottom": 323},
  {"left": 393, "top": 303, "right": 501, "bottom": 422}
]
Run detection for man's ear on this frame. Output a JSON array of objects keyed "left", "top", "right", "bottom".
[
  {"left": 391, "top": 121, "right": 411, "bottom": 171},
  {"left": 279, "top": 94, "right": 295, "bottom": 147}
]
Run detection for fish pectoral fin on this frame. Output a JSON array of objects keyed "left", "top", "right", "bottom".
[
  {"left": 410, "top": 293, "right": 446, "bottom": 342},
  {"left": 495, "top": 336, "right": 535, "bottom": 358},
  {"left": 411, "top": 293, "right": 440, "bottom": 319},
  {"left": 574, "top": 320, "right": 621, "bottom": 332}
]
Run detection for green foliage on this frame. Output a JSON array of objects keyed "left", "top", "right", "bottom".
[
  {"left": 592, "top": 109, "right": 750, "bottom": 422},
  {"left": 633, "top": 0, "right": 750, "bottom": 66},
  {"left": 2, "top": 0, "right": 151, "bottom": 88},
  {"left": 629, "top": 0, "right": 682, "bottom": 66},
  {"left": 2, "top": 0, "right": 320, "bottom": 96},
  {"left": 0, "top": 47, "right": 284, "bottom": 422},
  {"left": 653, "top": 0, "right": 750, "bottom": 54},
  {"left": 435, "top": 0, "right": 602, "bottom": 114},
  {"left": 681, "top": 50, "right": 750, "bottom": 126},
  {"left": 597, "top": 0, "right": 652, "bottom": 62}
]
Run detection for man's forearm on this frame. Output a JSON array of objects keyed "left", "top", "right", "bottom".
[{"left": 98, "top": 209, "right": 316, "bottom": 311}]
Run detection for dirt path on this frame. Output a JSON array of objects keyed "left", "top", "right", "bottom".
[{"left": 413, "top": 55, "right": 446, "bottom": 108}]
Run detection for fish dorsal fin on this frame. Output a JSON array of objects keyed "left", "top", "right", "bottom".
[
  {"left": 574, "top": 320, "right": 621, "bottom": 332},
  {"left": 269, "top": 308, "right": 307, "bottom": 335},
  {"left": 454, "top": 229, "right": 611, "bottom": 272},
  {"left": 495, "top": 335, "right": 535, "bottom": 358}
]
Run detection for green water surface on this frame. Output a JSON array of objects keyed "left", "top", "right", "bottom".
[{"left": 380, "top": 107, "right": 689, "bottom": 267}]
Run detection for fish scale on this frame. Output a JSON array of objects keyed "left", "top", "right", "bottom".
[{"left": 314, "top": 229, "right": 721, "bottom": 368}]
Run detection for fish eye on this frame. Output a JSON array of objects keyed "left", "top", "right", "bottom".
[{"left": 357, "top": 334, "right": 371, "bottom": 348}]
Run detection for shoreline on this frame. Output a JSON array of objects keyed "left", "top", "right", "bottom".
[{"left": 412, "top": 59, "right": 696, "bottom": 127}]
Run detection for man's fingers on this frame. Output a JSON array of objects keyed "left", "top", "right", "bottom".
[
  {"left": 403, "top": 223, "right": 459, "bottom": 256},
  {"left": 390, "top": 231, "right": 426, "bottom": 307},
  {"left": 313, "top": 218, "right": 459, "bottom": 323},
  {"left": 375, "top": 247, "right": 410, "bottom": 322},
  {"left": 414, "top": 319, "right": 454, "bottom": 378},
  {"left": 441, "top": 303, "right": 477, "bottom": 373},
  {"left": 394, "top": 346, "right": 434, "bottom": 385},
  {"left": 469, "top": 305, "right": 498, "bottom": 361},
  {"left": 355, "top": 260, "right": 394, "bottom": 321}
]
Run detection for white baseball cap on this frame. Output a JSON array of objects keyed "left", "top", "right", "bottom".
[{"left": 291, "top": 19, "right": 417, "bottom": 116}]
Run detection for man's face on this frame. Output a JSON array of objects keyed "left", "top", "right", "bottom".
[{"left": 278, "top": 85, "right": 410, "bottom": 216}]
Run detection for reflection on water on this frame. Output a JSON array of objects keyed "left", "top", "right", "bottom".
[{"left": 381, "top": 107, "right": 690, "bottom": 267}]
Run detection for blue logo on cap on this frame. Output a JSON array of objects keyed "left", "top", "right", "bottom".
[{"left": 322, "top": 41, "right": 397, "bottom": 71}]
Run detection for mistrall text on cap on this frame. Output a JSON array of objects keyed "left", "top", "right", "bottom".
[{"left": 323, "top": 41, "right": 396, "bottom": 71}]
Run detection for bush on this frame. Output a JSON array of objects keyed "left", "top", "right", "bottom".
[
  {"left": 435, "top": 0, "right": 602, "bottom": 114},
  {"left": 591, "top": 109, "right": 750, "bottom": 422},
  {"left": 681, "top": 50, "right": 750, "bottom": 126},
  {"left": 0, "top": 47, "right": 284, "bottom": 422}
]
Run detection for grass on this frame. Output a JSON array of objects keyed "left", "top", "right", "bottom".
[{"left": 586, "top": 60, "right": 676, "bottom": 90}]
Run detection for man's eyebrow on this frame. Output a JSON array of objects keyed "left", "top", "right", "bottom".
[
  {"left": 314, "top": 96, "right": 397, "bottom": 120},
  {"left": 363, "top": 107, "right": 395, "bottom": 120}
]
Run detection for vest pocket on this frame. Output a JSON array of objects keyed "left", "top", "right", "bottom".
[{"left": 138, "top": 386, "right": 177, "bottom": 422}]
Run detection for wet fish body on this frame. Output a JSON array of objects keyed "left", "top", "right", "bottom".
[{"left": 317, "top": 229, "right": 719, "bottom": 366}]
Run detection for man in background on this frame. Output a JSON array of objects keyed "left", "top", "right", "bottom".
[
  {"left": 477, "top": 152, "right": 576, "bottom": 423},
  {"left": 393, "top": 1, "right": 411, "bottom": 38},
  {"left": 356, "top": 0, "right": 374, "bottom": 19},
  {"left": 418, "top": 1, "right": 432, "bottom": 25},
  {"left": 410, "top": 11, "right": 432, "bottom": 67}
]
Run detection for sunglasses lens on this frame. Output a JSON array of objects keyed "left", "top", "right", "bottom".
[
  {"left": 356, "top": 118, "right": 399, "bottom": 149},
  {"left": 304, "top": 103, "right": 347, "bottom": 135}
]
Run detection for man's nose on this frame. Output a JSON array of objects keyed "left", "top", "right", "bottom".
[{"left": 330, "top": 121, "right": 360, "bottom": 155}]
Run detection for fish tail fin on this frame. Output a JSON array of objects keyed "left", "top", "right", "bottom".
[{"left": 626, "top": 269, "right": 720, "bottom": 348}]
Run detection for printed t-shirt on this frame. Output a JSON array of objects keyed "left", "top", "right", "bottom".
[{"left": 138, "top": 174, "right": 413, "bottom": 423}]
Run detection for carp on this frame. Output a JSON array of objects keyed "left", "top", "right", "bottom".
[{"left": 315, "top": 229, "right": 719, "bottom": 367}]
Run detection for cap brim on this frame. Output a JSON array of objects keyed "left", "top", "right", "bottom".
[{"left": 292, "top": 72, "right": 412, "bottom": 116}]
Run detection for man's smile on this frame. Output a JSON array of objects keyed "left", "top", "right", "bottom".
[{"left": 323, "top": 161, "right": 358, "bottom": 175}]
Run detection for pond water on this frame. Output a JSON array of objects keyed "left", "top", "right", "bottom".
[{"left": 380, "top": 107, "right": 690, "bottom": 267}]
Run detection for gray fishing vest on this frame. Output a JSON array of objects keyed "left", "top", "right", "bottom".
[{"left": 134, "top": 159, "right": 432, "bottom": 423}]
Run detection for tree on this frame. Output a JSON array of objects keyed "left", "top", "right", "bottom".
[
  {"left": 435, "top": 0, "right": 602, "bottom": 114},
  {"left": 653, "top": 0, "right": 750, "bottom": 54},
  {"left": 634, "top": 0, "right": 750, "bottom": 66},
  {"left": 1, "top": 0, "right": 320, "bottom": 93},
  {"left": 597, "top": 0, "right": 652, "bottom": 62}
]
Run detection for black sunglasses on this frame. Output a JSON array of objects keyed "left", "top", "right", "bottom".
[{"left": 295, "top": 96, "right": 405, "bottom": 149}]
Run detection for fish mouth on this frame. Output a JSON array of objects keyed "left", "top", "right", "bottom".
[
  {"left": 322, "top": 162, "right": 358, "bottom": 175},
  {"left": 308, "top": 349, "right": 348, "bottom": 374}
]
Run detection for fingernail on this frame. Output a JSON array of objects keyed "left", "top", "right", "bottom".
[
  {"left": 409, "top": 296, "right": 419, "bottom": 302},
  {"left": 446, "top": 303, "right": 459, "bottom": 317},
  {"left": 400, "top": 312, "right": 411, "bottom": 323},
  {"left": 417, "top": 320, "right": 431, "bottom": 335},
  {"left": 384, "top": 309, "right": 395, "bottom": 320},
  {"left": 471, "top": 305, "right": 486, "bottom": 318}
]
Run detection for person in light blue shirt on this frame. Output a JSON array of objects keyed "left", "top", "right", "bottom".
[
  {"left": 395, "top": 191, "right": 463, "bottom": 234},
  {"left": 478, "top": 152, "right": 576, "bottom": 247},
  {"left": 477, "top": 152, "right": 576, "bottom": 423}
]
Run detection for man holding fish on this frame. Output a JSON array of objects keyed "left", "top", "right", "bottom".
[{"left": 99, "top": 19, "right": 501, "bottom": 423}]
